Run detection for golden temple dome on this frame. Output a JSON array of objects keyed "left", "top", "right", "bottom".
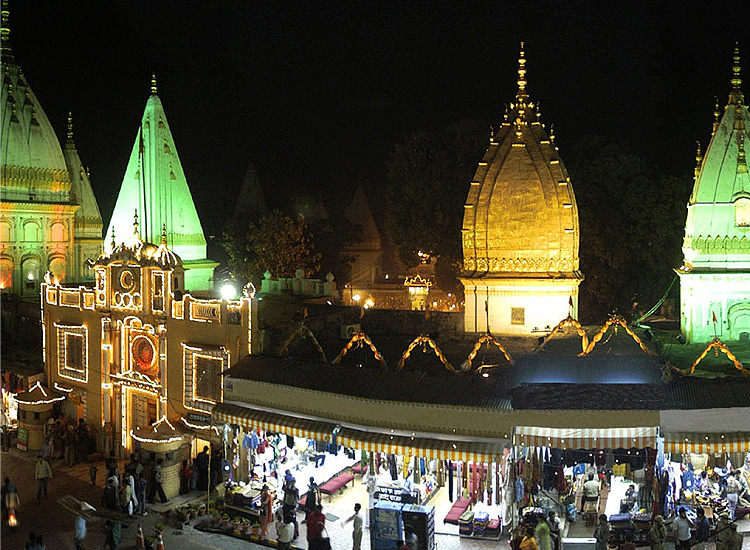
[{"left": 462, "top": 43, "right": 581, "bottom": 278}]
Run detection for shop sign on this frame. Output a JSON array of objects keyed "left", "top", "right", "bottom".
[
  {"left": 375, "top": 485, "right": 419, "bottom": 504},
  {"left": 17, "top": 427, "right": 28, "bottom": 451},
  {"left": 188, "top": 413, "right": 211, "bottom": 423}
]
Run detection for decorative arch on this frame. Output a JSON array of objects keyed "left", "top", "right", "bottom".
[
  {"left": 735, "top": 197, "right": 750, "bottom": 227},
  {"left": 463, "top": 333, "right": 515, "bottom": 371},
  {"left": 728, "top": 302, "right": 750, "bottom": 341},
  {"left": 23, "top": 220, "right": 40, "bottom": 242},
  {"left": 685, "top": 338, "right": 749, "bottom": 376},
  {"left": 50, "top": 221, "right": 67, "bottom": 242},
  {"left": 534, "top": 315, "right": 589, "bottom": 354},
  {"left": 0, "top": 256, "right": 14, "bottom": 290},
  {"left": 332, "top": 332, "right": 387, "bottom": 370},
  {"left": 578, "top": 314, "right": 658, "bottom": 357},
  {"left": 0, "top": 220, "right": 12, "bottom": 243},
  {"left": 48, "top": 255, "right": 67, "bottom": 283},
  {"left": 277, "top": 323, "right": 327, "bottom": 363},
  {"left": 396, "top": 334, "right": 454, "bottom": 372}
]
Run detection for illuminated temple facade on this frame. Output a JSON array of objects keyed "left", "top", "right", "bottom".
[
  {"left": 106, "top": 77, "right": 217, "bottom": 292},
  {"left": 461, "top": 44, "right": 582, "bottom": 334},
  {"left": 678, "top": 46, "right": 750, "bottom": 343},
  {"left": 0, "top": 8, "right": 102, "bottom": 295},
  {"left": 41, "top": 227, "right": 255, "bottom": 459}
]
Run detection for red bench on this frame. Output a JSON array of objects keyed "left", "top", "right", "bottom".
[
  {"left": 351, "top": 462, "right": 367, "bottom": 476},
  {"left": 443, "top": 497, "right": 471, "bottom": 524},
  {"left": 319, "top": 473, "right": 355, "bottom": 499}
]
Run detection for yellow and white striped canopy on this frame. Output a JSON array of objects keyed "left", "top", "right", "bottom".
[
  {"left": 212, "top": 403, "right": 334, "bottom": 441},
  {"left": 663, "top": 432, "right": 750, "bottom": 454},
  {"left": 515, "top": 426, "right": 659, "bottom": 449}
]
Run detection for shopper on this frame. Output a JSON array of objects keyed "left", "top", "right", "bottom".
[
  {"left": 35, "top": 455, "right": 52, "bottom": 503},
  {"left": 260, "top": 484, "right": 273, "bottom": 538},
  {"left": 520, "top": 526, "right": 538, "bottom": 550},
  {"left": 307, "top": 504, "right": 326, "bottom": 550},
  {"left": 547, "top": 511, "right": 562, "bottom": 550},
  {"left": 148, "top": 458, "right": 168, "bottom": 503},
  {"left": 195, "top": 446, "right": 210, "bottom": 490},
  {"left": 695, "top": 507, "right": 710, "bottom": 550},
  {"left": 716, "top": 514, "right": 732, "bottom": 550},
  {"left": 101, "top": 478, "right": 119, "bottom": 510},
  {"left": 726, "top": 471, "right": 741, "bottom": 520},
  {"left": 535, "top": 514, "right": 552, "bottom": 550},
  {"left": 581, "top": 474, "right": 600, "bottom": 512},
  {"left": 346, "top": 503, "right": 364, "bottom": 550},
  {"left": 593, "top": 514, "right": 610, "bottom": 550},
  {"left": 276, "top": 511, "right": 295, "bottom": 550},
  {"left": 649, "top": 515, "right": 667, "bottom": 550},
  {"left": 180, "top": 459, "right": 190, "bottom": 495},
  {"left": 283, "top": 477, "right": 300, "bottom": 538},
  {"left": 304, "top": 477, "right": 320, "bottom": 517},
  {"left": 136, "top": 471, "right": 147, "bottom": 515},
  {"left": 672, "top": 507, "right": 693, "bottom": 550}
]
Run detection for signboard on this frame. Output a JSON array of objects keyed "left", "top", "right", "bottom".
[
  {"left": 188, "top": 412, "right": 211, "bottom": 424},
  {"left": 375, "top": 485, "right": 419, "bottom": 504},
  {"left": 16, "top": 427, "right": 28, "bottom": 451}
]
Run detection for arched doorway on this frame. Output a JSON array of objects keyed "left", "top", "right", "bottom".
[
  {"left": 21, "top": 257, "right": 41, "bottom": 296},
  {"left": 728, "top": 302, "right": 750, "bottom": 341},
  {"left": 48, "top": 256, "right": 67, "bottom": 284}
]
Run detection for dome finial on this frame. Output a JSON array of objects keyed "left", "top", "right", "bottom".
[
  {"left": 729, "top": 43, "right": 743, "bottom": 105},
  {"left": 161, "top": 223, "right": 167, "bottom": 245},
  {"left": 133, "top": 209, "right": 140, "bottom": 236},
  {"left": 110, "top": 227, "right": 116, "bottom": 250},
  {"left": 67, "top": 110, "right": 74, "bottom": 142},
  {"left": 1, "top": 0, "right": 15, "bottom": 65},
  {"left": 151, "top": 73, "right": 158, "bottom": 95},
  {"left": 694, "top": 141, "right": 703, "bottom": 180},
  {"left": 712, "top": 96, "right": 721, "bottom": 136},
  {"left": 516, "top": 41, "right": 528, "bottom": 102}
]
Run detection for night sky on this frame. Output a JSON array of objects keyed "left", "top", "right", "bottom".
[{"left": 8, "top": 1, "right": 745, "bottom": 237}]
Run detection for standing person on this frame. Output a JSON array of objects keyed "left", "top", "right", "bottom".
[
  {"left": 535, "top": 514, "right": 552, "bottom": 550},
  {"left": 726, "top": 471, "right": 741, "bottom": 520},
  {"left": 520, "top": 526, "right": 539, "bottom": 550},
  {"left": 135, "top": 471, "right": 147, "bottom": 516},
  {"left": 149, "top": 458, "right": 168, "bottom": 503},
  {"left": 716, "top": 514, "right": 732, "bottom": 550},
  {"left": 345, "top": 503, "right": 364, "bottom": 550},
  {"left": 179, "top": 459, "right": 190, "bottom": 495},
  {"left": 195, "top": 446, "right": 210, "bottom": 491},
  {"left": 2, "top": 477, "right": 19, "bottom": 524},
  {"left": 548, "top": 511, "right": 562, "bottom": 550},
  {"left": 64, "top": 425, "right": 77, "bottom": 466},
  {"left": 260, "top": 484, "right": 273, "bottom": 538},
  {"left": 694, "top": 507, "right": 710, "bottom": 550},
  {"left": 727, "top": 523, "right": 742, "bottom": 550},
  {"left": 283, "top": 478, "right": 300, "bottom": 538},
  {"left": 73, "top": 502, "right": 90, "bottom": 550},
  {"left": 672, "top": 507, "right": 693, "bottom": 550},
  {"left": 593, "top": 514, "right": 610, "bottom": 550},
  {"left": 304, "top": 477, "right": 319, "bottom": 518},
  {"left": 119, "top": 474, "right": 133, "bottom": 515},
  {"left": 276, "top": 511, "right": 295, "bottom": 550},
  {"left": 581, "top": 474, "right": 600, "bottom": 512},
  {"left": 88, "top": 460, "right": 98, "bottom": 486},
  {"left": 103, "top": 519, "right": 121, "bottom": 550},
  {"left": 101, "top": 478, "right": 119, "bottom": 510},
  {"left": 307, "top": 505, "right": 326, "bottom": 550},
  {"left": 650, "top": 515, "right": 667, "bottom": 550},
  {"left": 34, "top": 455, "right": 52, "bottom": 503}
]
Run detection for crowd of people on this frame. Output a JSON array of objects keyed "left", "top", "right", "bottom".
[{"left": 40, "top": 413, "right": 93, "bottom": 467}]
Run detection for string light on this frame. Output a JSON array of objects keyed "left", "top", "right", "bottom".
[{"left": 15, "top": 382, "right": 65, "bottom": 405}]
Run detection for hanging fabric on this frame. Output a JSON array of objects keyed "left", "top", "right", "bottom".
[{"left": 447, "top": 460, "right": 454, "bottom": 502}]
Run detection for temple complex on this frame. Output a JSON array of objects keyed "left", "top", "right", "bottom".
[
  {"left": 678, "top": 45, "right": 750, "bottom": 343},
  {"left": 0, "top": 4, "right": 102, "bottom": 295},
  {"left": 106, "top": 76, "right": 217, "bottom": 292},
  {"left": 461, "top": 44, "right": 582, "bottom": 334}
]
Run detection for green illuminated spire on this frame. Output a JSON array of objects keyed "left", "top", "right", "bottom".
[
  {"left": 1, "top": 0, "right": 15, "bottom": 65},
  {"left": 107, "top": 76, "right": 216, "bottom": 290}
]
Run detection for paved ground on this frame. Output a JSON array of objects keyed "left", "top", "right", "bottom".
[{"left": 2, "top": 447, "right": 749, "bottom": 550}]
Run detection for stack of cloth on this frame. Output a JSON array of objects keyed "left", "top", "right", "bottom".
[
  {"left": 609, "top": 513, "right": 632, "bottom": 529},
  {"left": 486, "top": 518, "right": 501, "bottom": 538},
  {"left": 459, "top": 510, "right": 474, "bottom": 535},
  {"left": 473, "top": 511, "right": 489, "bottom": 536},
  {"left": 633, "top": 512, "right": 652, "bottom": 530}
]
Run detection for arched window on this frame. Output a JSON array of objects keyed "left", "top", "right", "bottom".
[
  {"left": 735, "top": 198, "right": 750, "bottom": 227},
  {"left": 50, "top": 222, "right": 67, "bottom": 242},
  {"left": 49, "top": 256, "right": 67, "bottom": 283},
  {"left": 22, "top": 257, "right": 40, "bottom": 295},
  {"left": 0, "top": 221, "right": 11, "bottom": 243},
  {"left": 23, "top": 221, "right": 40, "bottom": 242},
  {"left": 0, "top": 257, "right": 13, "bottom": 290}
]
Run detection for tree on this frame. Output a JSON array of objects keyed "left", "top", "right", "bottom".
[
  {"left": 384, "top": 118, "right": 488, "bottom": 287},
  {"left": 223, "top": 210, "right": 321, "bottom": 287},
  {"left": 567, "top": 136, "right": 690, "bottom": 323}
]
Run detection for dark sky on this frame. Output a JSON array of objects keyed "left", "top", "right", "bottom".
[{"left": 8, "top": 0, "right": 745, "bottom": 236}]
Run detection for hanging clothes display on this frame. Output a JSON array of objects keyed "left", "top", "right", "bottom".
[{"left": 447, "top": 460, "right": 454, "bottom": 502}]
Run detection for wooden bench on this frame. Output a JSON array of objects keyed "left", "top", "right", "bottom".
[
  {"left": 443, "top": 497, "right": 471, "bottom": 524},
  {"left": 319, "top": 473, "right": 355, "bottom": 500}
]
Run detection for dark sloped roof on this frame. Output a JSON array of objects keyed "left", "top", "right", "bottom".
[
  {"left": 226, "top": 355, "right": 512, "bottom": 409},
  {"left": 510, "top": 383, "right": 665, "bottom": 410},
  {"left": 662, "top": 377, "right": 750, "bottom": 409}
]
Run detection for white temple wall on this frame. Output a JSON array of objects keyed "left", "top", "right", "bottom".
[{"left": 678, "top": 272, "right": 750, "bottom": 343}]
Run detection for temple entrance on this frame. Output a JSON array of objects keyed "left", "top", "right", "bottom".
[
  {"left": 728, "top": 302, "right": 750, "bottom": 341},
  {"left": 121, "top": 387, "right": 158, "bottom": 450}
]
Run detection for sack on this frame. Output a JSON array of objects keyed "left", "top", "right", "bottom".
[{"left": 318, "top": 527, "right": 332, "bottom": 550}]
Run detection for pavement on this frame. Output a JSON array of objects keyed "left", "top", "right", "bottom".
[{"left": 1, "top": 447, "right": 749, "bottom": 550}]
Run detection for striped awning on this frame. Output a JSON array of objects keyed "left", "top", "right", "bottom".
[
  {"left": 663, "top": 432, "right": 750, "bottom": 454},
  {"left": 213, "top": 403, "right": 506, "bottom": 463},
  {"left": 212, "top": 403, "right": 335, "bottom": 442},
  {"left": 338, "top": 427, "right": 506, "bottom": 464},
  {"left": 515, "top": 426, "right": 659, "bottom": 449}
]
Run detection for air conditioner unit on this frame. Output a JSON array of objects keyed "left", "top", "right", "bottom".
[{"left": 340, "top": 324, "right": 361, "bottom": 339}]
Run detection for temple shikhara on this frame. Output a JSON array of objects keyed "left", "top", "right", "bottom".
[
  {"left": 461, "top": 44, "right": 582, "bottom": 334},
  {"left": 107, "top": 76, "right": 217, "bottom": 292},
  {"left": 678, "top": 45, "right": 750, "bottom": 343},
  {"left": 0, "top": 4, "right": 102, "bottom": 295}
]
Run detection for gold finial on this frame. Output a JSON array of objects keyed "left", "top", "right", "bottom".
[
  {"left": 729, "top": 43, "right": 743, "bottom": 105},
  {"left": 712, "top": 96, "right": 721, "bottom": 136},
  {"left": 738, "top": 133, "right": 747, "bottom": 174},
  {"left": 516, "top": 41, "right": 528, "bottom": 102},
  {"left": 110, "top": 227, "right": 116, "bottom": 249},
  {"left": 161, "top": 223, "right": 167, "bottom": 245},
  {"left": 549, "top": 123, "right": 555, "bottom": 144},
  {"left": 1, "top": 0, "right": 14, "bottom": 65},
  {"left": 67, "top": 110, "right": 74, "bottom": 142},
  {"left": 150, "top": 73, "right": 158, "bottom": 95},
  {"left": 694, "top": 142, "right": 703, "bottom": 180},
  {"left": 133, "top": 210, "right": 140, "bottom": 236}
]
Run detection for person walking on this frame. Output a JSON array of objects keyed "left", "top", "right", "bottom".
[
  {"left": 101, "top": 478, "right": 119, "bottom": 510},
  {"left": 535, "top": 514, "right": 552, "bottom": 550},
  {"left": 520, "top": 526, "right": 538, "bottom": 550},
  {"left": 283, "top": 477, "right": 300, "bottom": 538},
  {"left": 260, "top": 484, "right": 273, "bottom": 538},
  {"left": 672, "top": 507, "right": 693, "bottom": 550},
  {"left": 649, "top": 515, "right": 667, "bottom": 550},
  {"left": 304, "top": 477, "right": 320, "bottom": 518},
  {"left": 103, "top": 519, "right": 122, "bottom": 550},
  {"left": 346, "top": 503, "right": 364, "bottom": 550},
  {"left": 136, "top": 471, "right": 147, "bottom": 515},
  {"left": 547, "top": 511, "right": 562, "bottom": 550},
  {"left": 276, "top": 511, "right": 295, "bottom": 550},
  {"left": 726, "top": 471, "right": 741, "bottom": 520},
  {"left": 307, "top": 505, "right": 326, "bottom": 550},
  {"left": 593, "top": 514, "right": 610, "bottom": 550},
  {"left": 694, "top": 507, "right": 710, "bottom": 550},
  {"left": 34, "top": 455, "right": 52, "bottom": 503},
  {"left": 148, "top": 458, "right": 168, "bottom": 503},
  {"left": 73, "top": 501, "right": 93, "bottom": 550}
]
